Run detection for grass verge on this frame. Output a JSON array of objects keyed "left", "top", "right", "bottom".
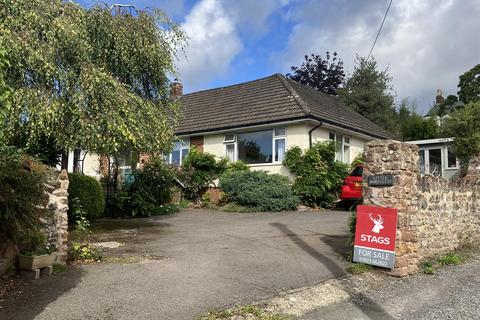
[{"left": 198, "top": 304, "right": 290, "bottom": 320}]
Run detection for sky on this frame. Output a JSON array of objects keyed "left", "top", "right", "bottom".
[{"left": 77, "top": 0, "right": 480, "bottom": 115}]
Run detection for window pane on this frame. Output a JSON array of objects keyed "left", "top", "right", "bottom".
[
  {"left": 351, "top": 166, "right": 363, "bottom": 177},
  {"left": 226, "top": 144, "right": 235, "bottom": 161},
  {"left": 447, "top": 147, "right": 457, "bottom": 168},
  {"left": 428, "top": 148, "right": 442, "bottom": 176},
  {"left": 344, "top": 136, "right": 350, "bottom": 145},
  {"left": 329, "top": 132, "right": 336, "bottom": 141},
  {"left": 419, "top": 150, "right": 425, "bottom": 175},
  {"left": 224, "top": 134, "right": 235, "bottom": 142},
  {"left": 181, "top": 148, "right": 189, "bottom": 160},
  {"left": 274, "top": 128, "right": 286, "bottom": 136},
  {"left": 237, "top": 130, "right": 273, "bottom": 164},
  {"left": 171, "top": 150, "right": 181, "bottom": 165},
  {"left": 343, "top": 145, "right": 350, "bottom": 163},
  {"left": 275, "top": 139, "right": 285, "bottom": 162}
]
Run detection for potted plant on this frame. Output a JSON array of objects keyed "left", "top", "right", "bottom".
[{"left": 18, "top": 229, "right": 56, "bottom": 270}]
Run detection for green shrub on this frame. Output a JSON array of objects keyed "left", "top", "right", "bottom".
[
  {"left": 226, "top": 160, "right": 250, "bottom": 173},
  {"left": 346, "top": 211, "right": 356, "bottom": 261},
  {"left": 0, "top": 146, "right": 49, "bottom": 241},
  {"left": 220, "top": 170, "right": 299, "bottom": 212},
  {"left": 68, "top": 173, "right": 105, "bottom": 221},
  {"left": 221, "top": 203, "right": 257, "bottom": 213},
  {"left": 181, "top": 148, "right": 227, "bottom": 200},
  {"left": 107, "top": 159, "right": 180, "bottom": 217},
  {"left": 284, "top": 142, "right": 349, "bottom": 208}
]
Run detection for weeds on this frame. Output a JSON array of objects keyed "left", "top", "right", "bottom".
[
  {"left": 346, "top": 263, "right": 372, "bottom": 274},
  {"left": 52, "top": 263, "right": 68, "bottom": 274},
  {"left": 198, "top": 304, "right": 290, "bottom": 320},
  {"left": 438, "top": 253, "right": 462, "bottom": 266},
  {"left": 422, "top": 261, "right": 435, "bottom": 275}
]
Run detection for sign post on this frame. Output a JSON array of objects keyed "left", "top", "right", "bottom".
[{"left": 353, "top": 205, "right": 398, "bottom": 269}]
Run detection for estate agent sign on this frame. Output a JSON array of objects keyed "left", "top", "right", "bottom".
[{"left": 353, "top": 205, "right": 398, "bottom": 269}]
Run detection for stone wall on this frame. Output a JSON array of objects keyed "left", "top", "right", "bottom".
[
  {"left": 363, "top": 140, "right": 480, "bottom": 277},
  {"left": 45, "top": 169, "right": 70, "bottom": 263}
]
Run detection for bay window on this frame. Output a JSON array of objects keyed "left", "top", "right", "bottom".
[{"left": 224, "top": 128, "right": 286, "bottom": 164}]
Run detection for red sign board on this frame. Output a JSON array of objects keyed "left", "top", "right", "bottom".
[{"left": 353, "top": 205, "right": 398, "bottom": 268}]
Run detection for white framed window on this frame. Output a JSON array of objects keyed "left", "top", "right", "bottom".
[
  {"left": 223, "top": 127, "right": 286, "bottom": 164},
  {"left": 166, "top": 139, "right": 190, "bottom": 166},
  {"left": 419, "top": 147, "right": 443, "bottom": 177},
  {"left": 329, "top": 132, "right": 351, "bottom": 164},
  {"left": 446, "top": 146, "right": 459, "bottom": 169},
  {"left": 273, "top": 128, "right": 286, "bottom": 163},
  {"left": 343, "top": 136, "right": 351, "bottom": 164}
]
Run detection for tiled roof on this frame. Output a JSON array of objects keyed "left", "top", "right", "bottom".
[{"left": 176, "top": 74, "right": 395, "bottom": 139}]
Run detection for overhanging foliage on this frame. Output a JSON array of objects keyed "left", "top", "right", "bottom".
[{"left": 0, "top": 0, "right": 186, "bottom": 155}]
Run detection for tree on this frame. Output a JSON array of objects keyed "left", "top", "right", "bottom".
[
  {"left": 338, "top": 56, "right": 397, "bottom": 133},
  {"left": 398, "top": 99, "right": 439, "bottom": 141},
  {"left": 458, "top": 64, "right": 480, "bottom": 105},
  {"left": 442, "top": 101, "right": 480, "bottom": 172},
  {"left": 0, "top": 41, "right": 10, "bottom": 145},
  {"left": 286, "top": 52, "right": 345, "bottom": 95},
  {"left": 1, "top": 0, "right": 186, "bottom": 157},
  {"left": 437, "top": 94, "right": 460, "bottom": 117}
]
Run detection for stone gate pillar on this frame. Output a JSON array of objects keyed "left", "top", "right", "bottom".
[{"left": 363, "top": 140, "right": 420, "bottom": 277}]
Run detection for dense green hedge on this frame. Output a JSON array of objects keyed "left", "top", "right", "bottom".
[
  {"left": 68, "top": 173, "right": 105, "bottom": 221},
  {"left": 220, "top": 170, "right": 299, "bottom": 212}
]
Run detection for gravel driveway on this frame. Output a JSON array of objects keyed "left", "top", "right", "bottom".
[{"left": 0, "top": 209, "right": 350, "bottom": 320}]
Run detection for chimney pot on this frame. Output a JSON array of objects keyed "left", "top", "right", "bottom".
[
  {"left": 435, "top": 89, "right": 444, "bottom": 105},
  {"left": 170, "top": 80, "right": 183, "bottom": 99}
]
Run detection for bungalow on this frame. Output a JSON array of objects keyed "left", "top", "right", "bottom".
[
  {"left": 65, "top": 74, "right": 394, "bottom": 178},
  {"left": 164, "top": 74, "right": 393, "bottom": 176}
]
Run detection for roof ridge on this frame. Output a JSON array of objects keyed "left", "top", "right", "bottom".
[
  {"left": 276, "top": 74, "right": 311, "bottom": 116},
  {"left": 181, "top": 74, "right": 280, "bottom": 97}
]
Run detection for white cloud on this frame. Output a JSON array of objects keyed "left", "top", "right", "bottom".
[
  {"left": 176, "top": 0, "right": 242, "bottom": 90},
  {"left": 276, "top": 0, "right": 480, "bottom": 113}
]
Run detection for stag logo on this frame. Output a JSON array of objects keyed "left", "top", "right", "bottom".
[{"left": 369, "top": 213, "right": 384, "bottom": 234}]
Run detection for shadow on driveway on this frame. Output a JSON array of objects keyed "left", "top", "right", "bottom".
[
  {"left": 270, "top": 223, "right": 395, "bottom": 320},
  {"left": 0, "top": 266, "right": 85, "bottom": 320}
]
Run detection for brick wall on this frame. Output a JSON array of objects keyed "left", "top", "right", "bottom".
[
  {"left": 190, "top": 136, "right": 204, "bottom": 152},
  {"left": 363, "top": 140, "right": 480, "bottom": 277}
]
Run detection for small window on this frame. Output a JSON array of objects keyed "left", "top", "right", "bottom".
[
  {"left": 329, "top": 132, "right": 336, "bottom": 141},
  {"left": 224, "top": 134, "right": 236, "bottom": 143},
  {"left": 344, "top": 136, "right": 350, "bottom": 145},
  {"left": 274, "top": 128, "right": 286, "bottom": 137},
  {"left": 226, "top": 144, "right": 235, "bottom": 161},
  {"left": 274, "top": 138, "right": 285, "bottom": 162},
  {"left": 447, "top": 147, "right": 458, "bottom": 169}
]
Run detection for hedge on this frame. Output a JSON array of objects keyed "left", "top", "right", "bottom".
[
  {"left": 68, "top": 173, "right": 105, "bottom": 221},
  {"left": 220, "top": 170, "right": 299, "bottom": 212}
]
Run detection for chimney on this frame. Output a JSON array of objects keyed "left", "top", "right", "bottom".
[
  {"left": 170, "top": 79, "right": 183, "bottom": 100},
  {"left": 435, "top": 89, "right": 444, "bottom": 105}
]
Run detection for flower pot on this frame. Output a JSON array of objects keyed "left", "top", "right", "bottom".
[{"left": 19, "top": 254, "right": 56, "bottom": 270}]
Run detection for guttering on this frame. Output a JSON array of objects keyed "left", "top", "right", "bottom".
[
  {"left": 175, "top": 115, "right": 393, "bottom": 141},
  {"left": 309, "top": 121, "right": 323, "bottom": 148}
]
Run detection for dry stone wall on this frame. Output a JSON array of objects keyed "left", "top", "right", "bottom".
[
  {"left": 45, "top": 169, "right": 70, "bottom": 263},
  {"left": 363, "top": 140, "right": 480, "bottom": 277}
]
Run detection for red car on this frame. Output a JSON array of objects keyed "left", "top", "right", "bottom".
[{"left": 340, "top": 164, "right": 363, "bottom": 208}]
